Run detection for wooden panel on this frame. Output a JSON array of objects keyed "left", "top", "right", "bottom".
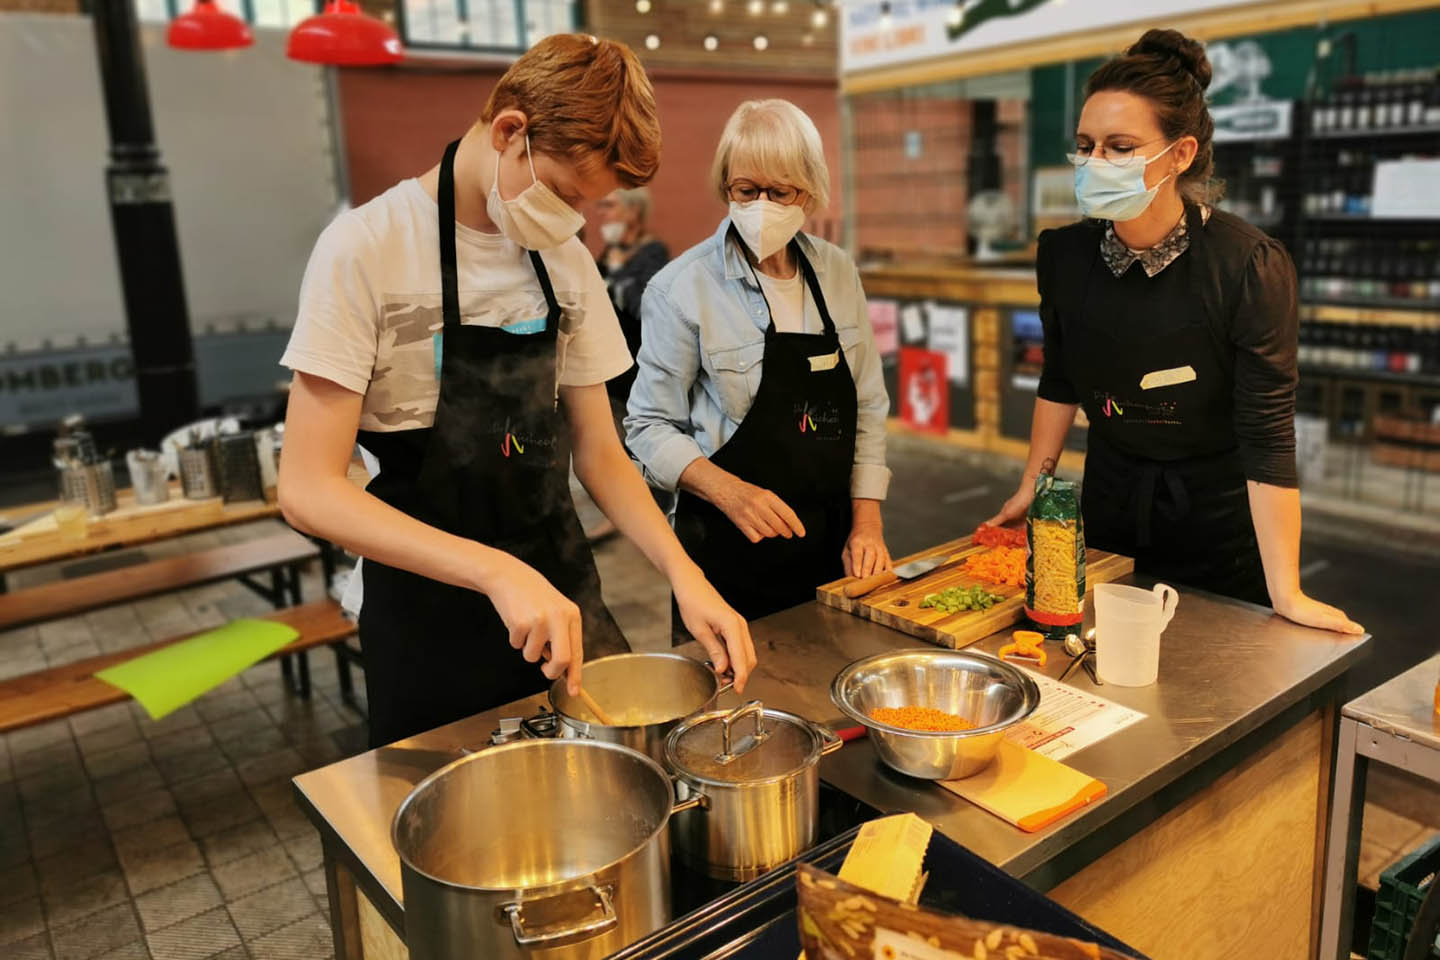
[
  {"left": 0, "top": 600, "right": 356, "bottom": 732},
  {"left": 0, "top": 530, "right": 319, "bottom": 631},
  {"left": 1048, "top": 709, "right": 1326, "bottom": 960},
  {"left": 357, "top": 888, "right": 408, "bottom": 960},
  {"left": 817, "top": 535, "right": 1133, "bottom": 649},
  {"left": 843, "top": 0, "right": 1440, "bottom": 93},
  {"left": 589, "top": 2, "right": 836, "bottom": 78}
]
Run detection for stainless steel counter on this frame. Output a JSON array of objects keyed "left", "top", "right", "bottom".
[{"left": 293, "top": 578, "right": 1369, "bottom": 943}]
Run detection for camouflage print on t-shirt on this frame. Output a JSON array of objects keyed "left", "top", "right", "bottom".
[{"left": 361, "top": 288, "right": 576, "bottom": 432}]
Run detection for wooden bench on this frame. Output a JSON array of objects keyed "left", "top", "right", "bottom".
[
  {"left": 0, "top": 599, "right": 359, "bottom": 734},
  {"left": 0, "top": 529, "right": 320, "bottom": 631}
]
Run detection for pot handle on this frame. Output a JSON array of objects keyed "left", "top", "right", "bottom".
[
  {"left": 506, "top": 884, "right": 618, "bottom": 947},
  {"left": 717, "top": 700, "right": 768, "bottom": 764},
  {"left": 705, "top": 660, "right": 736, "bottom": 700},
  {"left": 818, "top": 725, "right": 845, "bottom": 756},
  {"left": 519, "top": 711, "right": 560, "bottom": 740},
  {"left": 669, "top": 773, "right": 708, "bottom": 814}
]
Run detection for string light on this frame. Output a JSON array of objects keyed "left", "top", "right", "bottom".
[
  {"left": 811, "top": 7, "right": 827, "bottom": 27},
  {"left": 708, "top": 0, "right": 724, "bottom": 11},
  {"left": 645, "top": 33, "right": 660, "bottom": 49},
  {"left": 753, "top": 34, "right": 768, "bottom": 50},
  {"left": 771, "top": 0, "right": 788, "bottom": 12},
  {"left": 746, "top": 0, "right": 763, "bottom": 14},
  {"left": 703, "top": 33, "right": 719, "bottom": 51},
  {"left": 802, "top": 32, "right": 814, "bottom": 45},
  {"left": 635, "top": 0, "right": 651, "bottom": 12},
  {"left": 947, "top": 1, "right": 963, "bottom": 27}
]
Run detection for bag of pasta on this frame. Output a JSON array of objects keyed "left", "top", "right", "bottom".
[{"left": 1025, "top": 474, "right": 1086, "bottom": 638}]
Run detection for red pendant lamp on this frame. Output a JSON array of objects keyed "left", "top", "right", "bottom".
[
  {"left": 167, "top": 0, "right": 254, "bottom": 51},
  {"left": 286, "top": 0, "right": 403, "bottom": 66}
]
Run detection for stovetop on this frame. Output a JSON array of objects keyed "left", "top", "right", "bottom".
[{"left": 665, "top": 781, "right": 881, "bottom": 924}]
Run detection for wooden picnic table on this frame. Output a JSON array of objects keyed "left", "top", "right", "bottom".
[{"left": 0, "top": 462, "right": 368, "bottom": 579}]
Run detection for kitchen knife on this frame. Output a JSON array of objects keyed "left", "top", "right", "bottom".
[{"left": 841, "top": 552, "right": 964, "bottom": 599}]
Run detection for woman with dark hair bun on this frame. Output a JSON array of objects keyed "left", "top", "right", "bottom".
[{"left": 989, "top": 28, "right": 1361, "bottom": 634}]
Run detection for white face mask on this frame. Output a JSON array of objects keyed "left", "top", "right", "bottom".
[
  {"left": 729, "top": 199, "right": 806, "bottom": 261},
  {"left": 1072, "top": 140, "right": 1176, "bottom": 222},
  {"left": 486, "top": 135, "right": 586, "bottom": 250},
  {"left": 599, "top": 221, "right": 627, "bottom": 246}
]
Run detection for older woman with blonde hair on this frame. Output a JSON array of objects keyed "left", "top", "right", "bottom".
[{"left": 626, "top": 99, "right": 893, "bottom": 626}]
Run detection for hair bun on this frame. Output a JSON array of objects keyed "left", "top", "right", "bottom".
[{"left": 1130, "top": 28, "right": 1211, "bottom": 90}]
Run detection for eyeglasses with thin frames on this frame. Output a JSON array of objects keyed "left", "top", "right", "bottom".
[
  {"left": 727, "top": 180, "right": 806, "bottom": 206},
  {"left": 1066, "top": 136, "right": 1171, "bottom": 168}
]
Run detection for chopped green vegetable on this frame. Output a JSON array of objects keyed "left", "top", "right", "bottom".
[{"left": 918, "top": 585, "right": 1005, "bottom": 614}]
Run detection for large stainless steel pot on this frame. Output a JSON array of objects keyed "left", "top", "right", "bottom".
[
  {"left": 664, "top": 700, "right": 843, "bottom": 882},
  {"left": 523, "top": 653, "right": 732, "bottom": 763},
  {"left": 392, "top": 739, "right": 699, "bottom": 960}
]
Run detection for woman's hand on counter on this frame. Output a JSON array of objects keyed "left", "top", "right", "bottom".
[
  {"left": 1273, "top": 589, "right": 1365, "bottom": 635},
  {"left": 671, "top": 564, "right": 757, "bottom": 693},
  {"left": 986, "top": 479, "right": 1036, "bottom": 529},
  {"left": 479, "top": 549, "right": 585, "bottom": 694},
  {"left": 843, "top": 500, "right": 891, "bottom": 578}
]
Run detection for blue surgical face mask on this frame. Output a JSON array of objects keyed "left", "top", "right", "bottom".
[{"left": 1072, "top": 141, "right": 1177, "bottom": 221}]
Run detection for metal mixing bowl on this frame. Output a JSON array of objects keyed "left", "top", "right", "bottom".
[{"left": 831, "top": 649, "right": 1041, "bottom": 780}]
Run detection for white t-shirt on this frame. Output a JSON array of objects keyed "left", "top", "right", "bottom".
[
  {"left": 280, "top": 178, "right": 632, "bottom": 431},
  {"left": 755, "top": 268, "right": 807, "bottom": 333}
]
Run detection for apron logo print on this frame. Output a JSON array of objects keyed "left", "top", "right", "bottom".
[
  {"left": 798, "top": 405, "right": 817, "bottom": 434},
  {"left": 1103, "top": 396, "right": 1124, "bottom": 418},
  {"left": 500, "top": 420, "right": 525, "bottom": 458}
]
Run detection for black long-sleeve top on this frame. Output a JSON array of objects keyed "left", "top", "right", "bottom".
[
  {"left": 1036, "top": 208, "right": 1300, "bottom": 488},
  {"left": 599, "top": 239, "right": 670, "bottom": 402}
]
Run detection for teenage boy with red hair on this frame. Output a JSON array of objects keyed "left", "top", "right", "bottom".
[{"left": 278, "top": 35, "right": 754, "bottom": 746}]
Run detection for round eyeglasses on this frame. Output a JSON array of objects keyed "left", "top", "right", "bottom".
[{"left": 1066, "top": 137, "right": 1171, "bottom": 168}]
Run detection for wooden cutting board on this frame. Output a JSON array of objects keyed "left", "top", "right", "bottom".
[{"left": 815, "top": 535, "right": 1134, "bottom": 649}]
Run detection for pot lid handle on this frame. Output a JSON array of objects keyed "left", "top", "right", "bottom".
[{"left": 716, "top": 700, "right": 769, "bottom": 765}]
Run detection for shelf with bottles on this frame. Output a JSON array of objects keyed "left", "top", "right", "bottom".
[
  {"left": 1298, "top": 312, "right": 1440, "bottom": 383},
  {"left": 1299, "top": 146, "right": 1439, "bottom": 219},
  {"left": 1298, "top": 235, "right": 1440, "bottom": 308},
  {"left": 1307, "top": 67, "right": 1440, "bottom": 139}
]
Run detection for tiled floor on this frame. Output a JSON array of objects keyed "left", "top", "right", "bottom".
[{"left": 2, "top": 432, "right": 1437, "bottom": 959}]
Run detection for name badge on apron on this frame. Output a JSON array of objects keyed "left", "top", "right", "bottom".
[
  {"left": 808, "top": 350, "right": 840, "bottom": 373},
  {"left": 1139, "top": 365, "right": 1197, "bottom": 391}
]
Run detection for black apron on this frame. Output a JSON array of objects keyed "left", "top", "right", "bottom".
[
  {"left": 356, "top": 139, "right": 626, "bottom": 747},
  {"left": 1065, "top": 204, "right": 1269, "bottom": 607},
  {"left": 672, "top": 232, "right": 857, "bottom": 625}
]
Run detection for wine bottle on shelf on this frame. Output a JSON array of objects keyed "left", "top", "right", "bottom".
[
  {"left": 1408, "top": 70, "right": 1428, "bottom": 128},
  {"left": 1337, "top": 77, "right": 1358, "bottom": 130},
  {"left": 1426, "top": 68, "right": 1440, "bottom": 127},
  {"left": 1387, "top": 72, "right": 1408, "bottom": 128}
]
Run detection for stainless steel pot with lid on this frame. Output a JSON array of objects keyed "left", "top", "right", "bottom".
[
  {"left": 664, "top": 701, "right": 843, "bottom": 882},
  {"left": 522, "top": 652, "right": 732, "bottom": 763},
  {"left": 392, "top": 738, "right": 699, "bottom": 959}
]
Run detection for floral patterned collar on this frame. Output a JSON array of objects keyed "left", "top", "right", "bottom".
[{"left": 1100, "top": 205, "right": 1211, "bottom": 278}]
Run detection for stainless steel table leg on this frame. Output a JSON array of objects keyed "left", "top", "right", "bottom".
[{"left": 1319, "top": 716, "right": 1368, "bottom": 960}]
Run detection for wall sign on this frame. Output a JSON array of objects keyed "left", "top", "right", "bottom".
[
  {"left": 899, "top": 347, "right": 949, "bottom": 434},
  {"left": 841, "top": 0, "right": 1258, "bottom": 75}
]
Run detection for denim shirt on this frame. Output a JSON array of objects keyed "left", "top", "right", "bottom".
[{"left": 625, "top": 217, "right": 892, "bottom": 501}]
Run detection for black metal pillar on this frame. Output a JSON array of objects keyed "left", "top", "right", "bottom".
[{"left": 89, "top": 0, "right": 199, "bottom": 444}]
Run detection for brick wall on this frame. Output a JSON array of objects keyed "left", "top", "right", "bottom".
[{"left": 335, "top": 64, "right": 843, "bottom": 257}]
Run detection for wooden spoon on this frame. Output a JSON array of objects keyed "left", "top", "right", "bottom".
[{"left": 578, "top": 687, "right": 618, "bottom": 726}]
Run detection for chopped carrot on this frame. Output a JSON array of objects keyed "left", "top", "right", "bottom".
[
  {"left": 974, "top": 523, "right": 1026, "bottom": 548},
  {"left": 869, "top": 706, "right": 975, "bottom": 732},
  {"left": 962, "top": 546, "right": 1026, "bottom": 587}
]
